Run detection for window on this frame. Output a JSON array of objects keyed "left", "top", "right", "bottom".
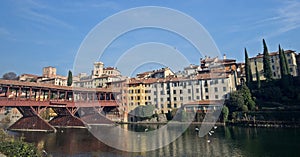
[
  {"left": 137, "top": 96, "right": 140, "bottom": 100},
  {"left": 188, "top": 96, "right": 192, "bottom": 100},
  {"left": 167, "top": 97, "right": 170, "bottom": 101},
  {"left": 271, "top": 58, "right": 274, "bottom": 63},
  {"left": 160, "top": 98, "right": 163, "bottom": 101},
  {"left": 215, "top": 79, "right": 218, "bottom": 84},
  {"left": 180, "top": 97, "right": 183, "bottom": 100},
  {"left": 204, "top": 80, "right": 208, "bottom": 86},
  {"left": 214, "top": 87, "right": 218, "bottom": 92},
  {"left": 173, "top": 90, "right": 176, "bottom": 94},
  {"left": 205, "top": 88, "right": 208, "bottom": 93},
  {"left": 223, "top": 87, "right": 226, "bottom": 91},
  {"left": 273, "top": 72, "right": 276, "bottom": 77},
  {"left": 288, "top": 59, "right": 291, "bottom": 64},
  {"left": 222, "top": 79, "right": 225, "bottom": 83},
  {"left": 167, "top": 104, "right": 171, "bottom": 108},
  {"left": 174, "top": 103, "right": 177, "bottom": 108},
  {"left": 196, "top": 88, "right": 199, "bottom": 93},
  {"left": 180, "top": 90, "right": 183, "bottom": 94},
  {"left": 205, "top": 96, "right": 209, "bottom": 99},
  {"left": 272, "top": 65, "right": 275, "bottom": 70},
  {"left": 174, "top": 97, "right": 177, "bottom": 101},
  {"left": 154, "top": 91, "right": 157, "bottom": 95},
  {"left": 188, "top": 89, "right": 191, "bottom": 93},
  {"left": 160, "top": 91, "right": 164, "bottom": 95},
  {"left": 154, "top": 98, "right": 157, "bottom": 101},
  {"left": 196, "top": 96, "right": 200, "bottom": 100},
  {"left": 161, "top": 104, "right": 164, "bottom": 108},
  {"left": 290, "top": 68, "right": 293, "bottom": 73},
  {"left": 215, "top": 95, "right": 219, "bottom": 99}
]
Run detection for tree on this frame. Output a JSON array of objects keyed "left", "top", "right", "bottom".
[
  {"left": 67, "top": 70, "right": 73, "bottom": 86},
  {"left": 282, "top": 48, "right": 290, "bottom": 75},
  {"left": 240, "top": 85, "right": 256, "bottom": 110},
  {"left": 279, "top": 45, "right": 288, "bottom": 77},
  {"left": 255, "top": 66, "right": 261, "bottom": 89},
  {"left": 222, "top": 106, "right": 229, "bottom": 122},
  {"left": 244, "top": 48, "right": 253, "bottom": 87},
  {"left": 225, "top": 84, "right": 256, "bottom": 112},
  {"left": 262, "top": 39, "right": 272, "bottom": 81},
  {"left": 2, "top": 72, "right": 17, "bottom": 80}
]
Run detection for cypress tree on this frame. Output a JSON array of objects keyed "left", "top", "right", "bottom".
[
  {"left": 282, "top": 48, "right": 290, "bottom": 75},
  {"left": 244, "top": 48, "right": 253, "bottom": 87},
  {"left": 279, "top": 45, "right": 288, "bottom": 77},
  {"left": 262, "top": 39, "right": 272, "bottom": 81},
  {"left": 67, "top": 70, "right": 73, "bottom": 86},
  {"left": 255, "top": 66, "right": 261, "bottom": 89}
]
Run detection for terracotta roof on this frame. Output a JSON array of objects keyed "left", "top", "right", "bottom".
[
  {"left": 250, "top": 50, "right": 296, "bottom": 59},
  {"left": 20, "top": 74, "right": 40, "bottom": 78},
  {"left": 0, "top": 80, "right": 113, "bottom": 92}
]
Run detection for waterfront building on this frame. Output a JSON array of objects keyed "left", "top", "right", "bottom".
[{"left": 249, "top": 50, "right": 298, "bottom": 80}]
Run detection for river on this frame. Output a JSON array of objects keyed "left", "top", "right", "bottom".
[{"left": 3, "top": 124, "right": 300, "bottom": 157}]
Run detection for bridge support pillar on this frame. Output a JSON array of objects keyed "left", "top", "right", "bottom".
[
  {"left": 8, "top": 106, "right": 56, "bottom": 132},
  {"left": 79, "top": 107, "right": 113, "bottom": 125},
  {"left": 49, "top": 107, "right": 85, "bottom": 128}
]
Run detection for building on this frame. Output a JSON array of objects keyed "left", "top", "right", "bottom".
[
  {"left": 136, "top": 67, "right": 174, "bottom": 79},
  {"left": 19, "top": 74, "right": 39, "bottom": 82},
  {"left": 249, "top": 50, "right": 298, "bottom": 80},
  {"left": 103, "top": 67, "right": 121, "bottom": 76},
  {"left": 125, "top": 71, "right": 236, "bottom": 114},
  {"left": 43, "top": 66, "right": 57, "bottom": 78},
  {"left": 92, "top": 62, "right": 104, "bottom": 78},
  {"left": 73, "top": 62, "right": 122, "bottom": 88},
  {"left": 38, "top": 76, "right": 67, "bottom": 86}
]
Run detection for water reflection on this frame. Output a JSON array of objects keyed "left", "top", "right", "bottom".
[{"left": 6, "top": 124, "right": 300, "bottom": 157}]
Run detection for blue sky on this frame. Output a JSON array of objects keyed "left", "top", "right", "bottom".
[{"left": 1, "top": 0, "right": 300, "bottom": 77}]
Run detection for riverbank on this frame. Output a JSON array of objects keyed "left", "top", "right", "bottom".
[{"left": 227, "top": 120, "right": 300, "bottom": 128}]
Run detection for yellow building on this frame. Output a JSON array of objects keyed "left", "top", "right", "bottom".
[
  {"left": 127, "top": 78, "right": 147, "bottom": 112},
  {"left": 249, "top": 50, "right": 298, "bottom": 80}
]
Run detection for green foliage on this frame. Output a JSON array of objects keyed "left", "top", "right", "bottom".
[
  {"left": 244, "top": 48, "right": 253, "bottom": 87},
  {"left": 241, "top": 85, "right": 256, "bottom": 110},
  {"left": 130, "top": 105, "right": 155, "bottom": 120},
  {"left": 67, "top": 70, "right": 73, "bottom": 86},
  {"left": 255, "top": 66, "right": 261, "bottom": 89},
  {"left": 225, "top": 85, "right": 256, "bottom": 112},
  {"left": 0, "top": 129, "right": 40, "bottom": 157},
  {"left": 2, "top": 72, "right": 18, "bottom": 80},
  {"left": 222, "top": 106, "right": 229, "bottom": 122},
  {"left": 241, "top": 105, "right": 249, "bottom": 112},
  {"left": 262, "top": 39, "right": 273, "bottom": 81},
  {"left": 279, "top": 46, "right": 288, "bottom": 76}
]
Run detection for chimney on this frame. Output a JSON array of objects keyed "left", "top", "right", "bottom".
[{"left": 223, "top": 54, "right": 226, "bottom": 60}]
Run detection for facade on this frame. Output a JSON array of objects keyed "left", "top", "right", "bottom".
[
  {"left": 43, "top": 66, "right": 57, "bottom": 78},
  {"left": 38, "top": 76, "right": 67, "bottom": 86},
  {"left": 19, "top": 74, "right": 39, "bottom": 82},
  {"left": 249, "top": 50, "right": 298, "bottom": 80},
  {"left": 73, "top": 62, "right": 122, "bottom": 88},
  {"left": 136, "top": 67, "right": 174, "bottom": 79},
  {"left": 103, "top": 67, "right": 121, "bottom": 76},
  {"left": 92, "top": 62, "right": 104, "bottom": 78},
  {"left": 125, "top": 71, "right": 236, "bottom": 114}
]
